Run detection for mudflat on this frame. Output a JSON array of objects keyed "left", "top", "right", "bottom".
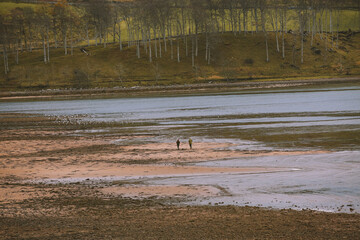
[{"left": 1, "top": 112, "right": 359, "bottom": 239}]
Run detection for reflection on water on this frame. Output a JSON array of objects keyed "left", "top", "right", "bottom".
[{"left": 1, "top": 84, "right": 360, "bottom": 212}]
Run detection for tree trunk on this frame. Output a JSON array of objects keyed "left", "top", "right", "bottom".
[
  {"left": 137, "top": 40, "right": 140, "bottom": 58},
  {"left": 222, "top": 15, "right": 225, "bottom": 33},
  {"left": 238, "top": 12, "right": 242, "bottom": 33},
  {"left": 153, "top": 29, "right": 157, "bottom": 58},
  {"left": 170, "top": 37, "right": 173, "bottom": 59},
  {"left": 148, "top": 29, "right": 152, "bottom": 63},
  {"left": 163, "top": 29, "right": 167, "bottom": 52},
  {"left": 113, "top": 21, "right": 116, "bottom": 43},
  {"left": 205, "top": 30, "right": 208, "bottom": 61},
  {"left": 282, "top": 10, "right": 285, "bottom": 59},
  {"left": 320, "top": 10, "right": 324, "bottom": 40},
  {"left": 127, "top": 23, "right": 131, "bottom": 47},
  {"left": 284, "top": 9, "right": 287, "bottom": 32},
  {"left": 103, "top": 29, "right": 107, "bottom": 48},
  {"left": 311, "top": 10, "right": 316, "bottom": 46},
  {"left": 324, "top": 9, "right": 328, "bottom": 55},
  {"left": 275, "top": 10, "right": 279, "bottom": 52},
  {"left": 23, "top": 26, "right": 28, "bottom": 51},
  {"left": 16, "top": 40, "right": 19, "bottom": 65},
  {"left": 254, "top": 8, "right": 258, "bottom": 33},
  {"left": 95, "top": 26, "right": 98, "bottom": 46},
  {"left": 177, "top": 36, "right": 180, "bottom": 62},
  {"left": 3, "top": 45, "right": 8, "bottom": 74},
  {"left": 142, "top": 27, "right": 147, "bottom": 53},
  {"left": 99, "top": 27, "right": 102, "bottom": 45},
  {"left": 119, "top": 23, "right": 122, "bottom": 50},
  {"left": 71, "top": 25, "right": 74, "bottom": 55},
  {"left": 29, "top": 26, "right": 32, "bottom": 52},
  {"left": 330, "top": 9, "right": 333, "bottom": 45},
  {"left": 53, "top": 20, "right": 58, "bottom": 48},
  {"left": 243, "top": 9, "right": 247, "bottom": 35},
  {"left": 64, "top": 31, "right": 67, "bottom": 55},
  {"left": 86, "top": 22, "right": 90, "bottom": 47},
  {"left": 299, "top": 10, "right": 304, "bottom": 64},
  {"left": 195, "top": 25, "right": 198, "bottom": 57},
  {"left": 43, "top": 36, "right": 47, "bottom": 64},
  {"left": 292, "top": 34, "right": 296, "bottom": 65},
  {"left": 19, "top": 27, "right": 23, "bottom": 52},
  {"left": 47, "top": 26, "right": 50, "bottom": 62},
  {"left": 265, "top": 33, "right": 269, "bottom": 62},
  {"left": 137, "top": 30, "right": 140, "bottom": 58},
  {"left": 207, "top": 45, "right": 211, "bottom": 65},
  {"left": 191, "top": 36, "right": 194, "bottom": 67},
  {"left": 336, "top": 10, "right": 339, "bottom": 48},
  {"left": 301, "top": 31, "right": 304, "bottom": 64},
  {"left": 159, "top": 34, "right": 162, "bottom": 58},
  {"left": 261, "top": 9, "right": 269, "bottom": 62}
]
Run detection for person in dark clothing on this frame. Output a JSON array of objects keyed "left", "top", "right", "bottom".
[{"left": 176, "top": 139, "right": 180, "bottom": 150}]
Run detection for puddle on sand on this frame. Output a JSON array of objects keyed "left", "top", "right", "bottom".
[{"left": 147, "top": 151, "right": 360, "bottom": 213}]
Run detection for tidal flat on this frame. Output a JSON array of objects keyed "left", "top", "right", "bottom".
[{"left": 1, "top": 83, "right": 360, "bottom": 238}]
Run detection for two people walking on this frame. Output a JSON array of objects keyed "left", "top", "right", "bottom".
[{"left": 176, "top": 138, "right": 193, "bottom": 150}]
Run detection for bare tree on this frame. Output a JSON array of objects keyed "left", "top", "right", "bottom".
[
  {"left": 259, "top": 0, "right": 269, "bottom": 62},
  {"left": 297, "top": 0, "right": 308, "bottom": 64},
  {"left": 53, "top": 0, "right": 71, "bottom": 55},
  {"left": 36, "top": 5, "right": 51, "bottom": 63},
  {"left": 0, "top": 15, "right": 10, "bottom": 74}
]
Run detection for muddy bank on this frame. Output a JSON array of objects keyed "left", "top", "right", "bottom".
[
  {"left": 1, "top": 201, "right": 360, "bottom": 239},
  {"left": 1, "top": 77, "right": 360, "bottom": 100}
]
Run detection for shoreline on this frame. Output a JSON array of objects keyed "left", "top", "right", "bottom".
[{"left": 1, "top": 76, "right": 360, "bottom": 100}]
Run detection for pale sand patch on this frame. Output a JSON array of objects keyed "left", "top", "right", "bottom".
[
  {"left": 112, "top": 142, "right": 328, "bottom": 163},
  {"left": 100, "top": 185, "right": 222, "bottom": 198},
  {"left": 0, "top": 163, "right": 294, "bottom": 182},
  {"left": 0, "top": 96, "right": 54, "bottom": 100}
]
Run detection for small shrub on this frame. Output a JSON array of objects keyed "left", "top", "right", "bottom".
[
  {"left": 72, "top": 69, "right": 91, "bottom": 89},
  {"left": 244, "top": 58, "right": 254, "bottom": 65}
]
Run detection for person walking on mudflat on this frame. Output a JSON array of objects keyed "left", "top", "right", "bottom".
[
  {"left": 176, "top": 139, "right": 180, "bottom": 150},
  {"left": 188, "top": 138, "right": 193, "bottom": 149}
]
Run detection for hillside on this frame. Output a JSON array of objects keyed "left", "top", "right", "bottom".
[{"left": 1, "top": 30, "right": 359, "bottom": 92}]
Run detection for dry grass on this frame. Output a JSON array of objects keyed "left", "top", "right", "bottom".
[{"left": 0, "top": 31, "right": 359, "bottom": 91}]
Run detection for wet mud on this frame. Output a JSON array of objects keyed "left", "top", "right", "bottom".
[{"left": 1, "top": 83, "right": 360, "bottom": 238}]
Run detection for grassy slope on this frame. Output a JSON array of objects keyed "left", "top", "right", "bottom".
[
  {"left": 1, "top": 2, "right": 359, "bottom": 92},
  {"left": 1, "top": 31, "right": 359, "bottom": 91},
  {"left": 0, "top": 2, "right": 41, "bottom": 15}
]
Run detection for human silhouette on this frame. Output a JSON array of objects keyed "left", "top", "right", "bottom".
[{"left": 176, "top": 139, "right": 180, "bottom": 150}]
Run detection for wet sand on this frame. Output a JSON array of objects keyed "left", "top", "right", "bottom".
[{"left": 1, "top": 113, "right": 359, "bottom": 238}]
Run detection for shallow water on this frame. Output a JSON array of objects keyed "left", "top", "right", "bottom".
[
  {"left": 1, "top": 85, "right": 360, "bottom": 121},
  {"left": 150, "top": 151, "right": 360, "bottom": 213},
  {"left": 1, "top": 84, "right": 360, "bottom": 212}
]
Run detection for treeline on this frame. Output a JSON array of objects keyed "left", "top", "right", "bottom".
[{"left": 1, "top": 0, "right": 360, "bottom": 75}]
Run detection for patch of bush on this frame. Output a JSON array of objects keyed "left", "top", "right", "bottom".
[
  {"left": 72, "top": 69, "right": 91, "bottom": 89},
  {"left": 311, "top": 47, "right": 321, "bottom": 55},
  {"left": 244, "top": 58, "right": 254, "bottom": 65}
]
